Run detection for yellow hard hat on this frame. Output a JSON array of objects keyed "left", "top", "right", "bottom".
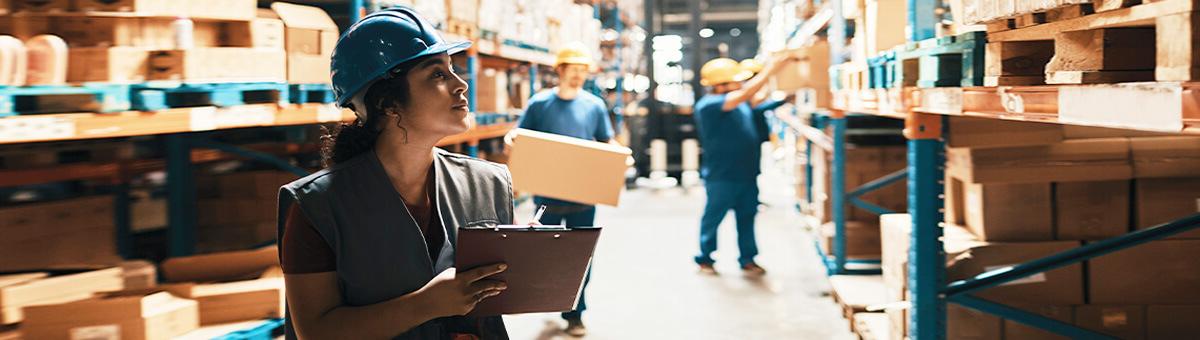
[
  {"left": 740, "top": 58, "right": 765, "bottom": 74},
  {"left": 700, "top": 58, "right": 753, "bottom": 86},
  {"left": 555, "top": 42, "right": 595, "bottom": 67}
]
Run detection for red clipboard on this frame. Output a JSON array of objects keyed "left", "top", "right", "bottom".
[{"left": 455, "top": 225, "right": 602, "bottom": 317}]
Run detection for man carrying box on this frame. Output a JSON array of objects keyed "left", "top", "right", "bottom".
[
  {"left": 692, "top": 54, "right": 797, "bottom": 276},
  {"left": 504, "top": 42, "right": 618, "bottom": 337}
]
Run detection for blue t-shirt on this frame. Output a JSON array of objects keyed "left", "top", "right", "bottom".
[
  {"left": 694, "top": 93, "right": 769, "bottom": 182},
  {"left": 517, "top": 89, "right": 614, "bottom": 206}
]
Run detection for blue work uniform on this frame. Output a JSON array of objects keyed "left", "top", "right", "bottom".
[
  {"left": 515, "top": 89, "right": 613, "bottom": 321},
  {"left": 693, "top": 92, "right": 771, "bottom": 267}
]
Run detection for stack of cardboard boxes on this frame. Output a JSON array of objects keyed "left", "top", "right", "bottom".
[
  {"left": 1, "top": 247, "right": 282, "bottom": 339},
  {"left": 772, "top": 40, "right": 832, "bottom": 110},
  {"left": 809, "top": 142, "right": 907, "bottom": 260},
  {"left": 0, "top": 196, "right": 121, "bottom": 271},
  {"left": 194, "top": 170, "right": 297, "bottom": 254},
  {"left": 0, "top": 1, "right": 336, "bottom": 84},
  {"left": 882, "top": 119, "right": 1200, "bottom": 339}
]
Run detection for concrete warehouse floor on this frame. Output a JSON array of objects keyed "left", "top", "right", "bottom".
[{"left": 504, "top": 148, "right": 856, "bottom": 340}]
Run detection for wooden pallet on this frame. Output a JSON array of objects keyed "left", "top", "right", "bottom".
[
  {"left": 0, "top": 140, "right": 134, "bottom": 169},
  {"left": 0, "top": 84, "right": 132, "bottom": 116},
  {"left": 446, "top": 20, "right": 478, "bottom": 39},
  {"left": 895, "top": 32, "right": 987, "bottom": 88},
  {"left": 986, "top": 3, "right": 1098, "bottom": 31},
  {"left": 985, "top": 0, "right": 1200, "bottom": 85},
  {"left": 130, "top": 82, "right": 289, "bottom": 111},
  {"left": 852, "top": 312, "right": 891, "bottom": 340},
  {"left": 829, "top": 274, "right": 888, "bottom": 332},
  {"left": 288, "top": 84, "right": 335, "bottom": 104}
]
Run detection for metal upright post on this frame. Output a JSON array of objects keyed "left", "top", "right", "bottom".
[
  {"left": 829, "top": 111, "right": 847, "bottom": 275},
  {"left": 165, "top": 134, "right": 196, "bottom": 257},
  {"left": 530, "top": 64, "right": 538, "bottom": 96},
  {"left": 906, "top": 112, "right": 945, "bottom": 340},
  {"left": 908, "top": 0, "right": 938, "bottom": 42},
  {"left": 612, "top": 4, "right": 624, "bottom": 131}
]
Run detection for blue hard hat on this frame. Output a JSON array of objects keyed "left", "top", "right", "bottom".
[{"left": 330, "top": 6, "right": 471, "bottom": 108}]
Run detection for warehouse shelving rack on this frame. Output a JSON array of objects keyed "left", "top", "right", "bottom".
[
  {"left": 0, "top": 0, "right": 555, "bottom": 258},
  {"left": 778, "top": 0, "right": 1200, "bottom": 339}
]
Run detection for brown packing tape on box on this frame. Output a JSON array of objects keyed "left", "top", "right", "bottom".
[
  {"left": 1088, "top": 240, "right": 1200, "bottom": 304},
  {"left": 1133, "top": 178, "right": 1200, "bottom": 239},
  {"left": 21, "top": 291, "right": 199, "bottom": 340},
  {"left": 508, "top": 129, "right": 631, "bottom": 206},
  {"left": 945, "top": 138, "right": 1132, "bottom": 184}
]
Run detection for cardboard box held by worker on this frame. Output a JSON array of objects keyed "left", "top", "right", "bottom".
[{"left": 507, "top": 128, "right": 631, "bottom": 206}]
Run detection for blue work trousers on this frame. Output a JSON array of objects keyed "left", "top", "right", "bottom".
[{"left": 695, "top": 180, "right": 760, "bottom": 267}]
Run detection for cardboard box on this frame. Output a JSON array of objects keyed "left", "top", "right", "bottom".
[
  {"left": 959, "top": 180, "right": 1054, "bottom": 241},
  {"left": 947, "top": 303, "right": 1002, "bottom": 340},
  {"left": 864, "top": 0, "right": 907, "bottom": 56},
  {"left": 0, "top": 267, "right": 124, "bottom": 324},
  {"left": 51, "top": 16, "right": 179, "bottom": 48},
  {"left": 160, "top": 247, "right": 278, "bottom": 283},
  {"left": 198, "top": 170, "right": 295, "bottom": 199},
  {"left": 195, "top": 222, "right": 277, "bottom": 254},
  {"left": 1130, "top": 136, "right": 1200, "bottom": 178},
  {"left": 946, "top": 116, "right": 1064, "bottom": 148},
  {"left": 121, "top": 261, "right": 157, "bottom": 290},
  {"left": 272, "top": 2, "right": 338, "bottom": 84},
  {"left": 1147, "top": 305, "right": 1200, "bottom": 339},
  {"left": 1075, "top": 305, "right": 1146, "bottom": 340},
  {"left": 880, "top": 214, "right": 910, "bottom": 293},
  {"left": 772, "top": 41, "right": 831, "bottom": 91},
  {"left": 946, "top": 138, "right": 1132, "bottom": 184},
  {"left": 1003, "top": 305, "right": 1073, "bottom": 340},
  {"left": 819, "top": 221, "right": 882, "bottom": 259},
  {"left": 1055, "top": 180, "right": 1131, "bottom": 241},
  {"left": 220, "top": 10, "right": 286, "bottom": 49},
  {"left": 74, "top": 0, "right": 182, "bottom": 16},
  {"left": 1089, "top": 240, "right": 1200, "bottom": 304},
  {"left": 67, "top": 47, "right": 149, "bottom": 83},
  {"left": 21, "top": 291, "right": 199, "bottom": 340},
  {"left": 508, "top": 128, "right": 631, "bottom": 206},
  {"left": 0, "top": 196, "right": 121, "bottom": 272},
  {"left": 945, "top": 237, "right": 1084, "bottom": 304},
  {"left": 147, "top": 48, "right": 286, "bottom": 82},
  {"left": 476, "top": 68, "right": 509, "bottom": 112},
  {"left": 130, "top": 195, "right": 167, "bottom": 232},
  {"left": 162, "top": 278, "right": 283, "bottom": 325},
  {"left": 446, "top": 0, "right": 479, "bottom": 24},
  {"left": 187, "top": 0, "right": 256, "bottom": 21},
  {"left": 1062, "top": 125, "right": 1168, "bottom": 139},
  {"left": 1134, "top": 178, "right": 1200, "bottom": 239}
]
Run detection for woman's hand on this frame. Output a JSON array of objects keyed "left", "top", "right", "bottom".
[{"left": 416, "top": 264, "right": 508, "bottom": 317}]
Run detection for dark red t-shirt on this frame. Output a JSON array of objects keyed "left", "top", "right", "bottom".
[{"left": 280, "top": 189, "right": 442, "bottom": 274}]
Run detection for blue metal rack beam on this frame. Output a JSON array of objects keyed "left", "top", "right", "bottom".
[{"left": 950, "top": 295, "right": 1114, "bottom": 339}]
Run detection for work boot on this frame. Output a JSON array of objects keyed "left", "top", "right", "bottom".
[
  {"left": 564, "top": 317, "right": 587, "bottom": 337},
  {"left": 742, "top": 262, "right": 767, "bottom": 276},
  {"left": 698, "top": 263, "right": 717, "bottom": 275}
]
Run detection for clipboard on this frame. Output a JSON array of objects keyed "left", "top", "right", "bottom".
[{"left": 455, "top": 225, "right": 602, "bottom": 317}]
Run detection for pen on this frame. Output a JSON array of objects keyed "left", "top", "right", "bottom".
[{"left": 531, "top": 205, "right": 547, "bottom": 224}]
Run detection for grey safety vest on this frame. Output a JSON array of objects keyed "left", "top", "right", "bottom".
[{"left": 277, "top": 148, "right": 513, "bottom": 339}]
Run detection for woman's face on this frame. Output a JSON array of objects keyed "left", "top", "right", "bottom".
[{"left": 392, "top": 53, "right": 471, "bottom": 139}]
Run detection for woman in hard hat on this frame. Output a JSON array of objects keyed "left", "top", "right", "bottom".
[
  {"left": 277, "top": 7, "right": 510, "bottom": 339},
  {"left": 504, "top": 41, "right": 619, "bottom": 337},
  {"left": 692, "top": 53, "right": 798, "bottom": 276}
]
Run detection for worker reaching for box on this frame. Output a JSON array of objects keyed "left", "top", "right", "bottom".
[
  {"left": 502, "top": 41, "right": 625, "bottom": 337},
  {"left": 692, "top": 53, "right": 799, "bottom": 276}
]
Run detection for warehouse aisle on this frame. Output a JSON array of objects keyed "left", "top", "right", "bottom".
[{"left": 504, "top": 152, "right": 855, "bottom": 340}]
